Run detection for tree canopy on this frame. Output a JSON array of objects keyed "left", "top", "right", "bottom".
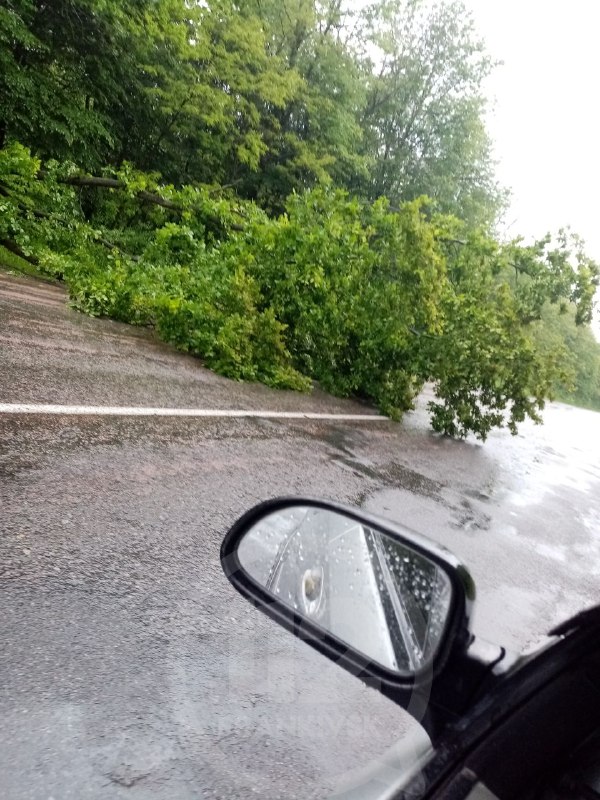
[{"left": 1, "top": 0, "right": 505, "bottom": 218}]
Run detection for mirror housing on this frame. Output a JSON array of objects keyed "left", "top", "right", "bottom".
[{"left": 221, "top": 498, "right": 484, "bottom": 738}]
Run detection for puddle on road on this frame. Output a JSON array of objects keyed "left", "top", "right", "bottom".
[
  {"left": 327, "top": 453, "right": 445, "bottom": 502},
  {"left": 497, "top": 404, "right": 600, "bottom": 508},
  {"left": 364, "top": 402, "right": 600, "bottom": 650},
  {"left": 329, "top": 456, "right": 379, "bottom": 481},
  {"left": 383, "top": 463, "right": 442, "bottom": 498},
  {"left": 323, "top": 424, "right": 446, "bottom": 499}
]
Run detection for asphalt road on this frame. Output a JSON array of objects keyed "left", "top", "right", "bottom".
[{"left": 1, "top": 270, "right": 599, "bottom": 799}]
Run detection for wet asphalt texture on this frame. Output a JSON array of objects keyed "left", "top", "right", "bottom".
[{"left": 1, "top": 270, "right": 599, "bottom": 799}]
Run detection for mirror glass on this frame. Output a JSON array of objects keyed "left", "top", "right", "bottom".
[{"left": 237, "top": 506, "right": 453, "bottom": 674}]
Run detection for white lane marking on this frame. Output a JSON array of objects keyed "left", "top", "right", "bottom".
[{"left": 0, "top": 403, "right": 387, "bottom": 421}]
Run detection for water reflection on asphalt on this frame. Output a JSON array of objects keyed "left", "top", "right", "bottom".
[{"left": 366, "top": 399, "right": 600, "bottom": 653}]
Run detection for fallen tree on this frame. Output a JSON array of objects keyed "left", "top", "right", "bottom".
[{"left": 1, "top": 142, "right": 598, "bottom": 439}]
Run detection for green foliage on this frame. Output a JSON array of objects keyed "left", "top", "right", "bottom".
[
  {"left": 355, "top": 0, "right": 505, "bottom": 228},
  {"left": 242, "top": 190, "right": 445, "bottom": 416},
  {"left": 530, "top": 304, "right": 600, "bottom": 412},
  {"left": 1, "top": 0, "right": 504, "bottom": 225},
  {"left": 0, "top": 142, "right": 308, "bottom": 389},
  {"left": 420, "top": 221, "right": 599, "bottom": 439},
  {"left": 3, "top": 141, "right": 598, "bottom": 439},
  {"left": 0, "top": 0, "right": 145, "bottom": 165}
]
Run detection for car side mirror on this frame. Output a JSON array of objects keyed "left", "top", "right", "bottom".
[{"left": 221, "top": 498, "right": 479, "bottom": 735}]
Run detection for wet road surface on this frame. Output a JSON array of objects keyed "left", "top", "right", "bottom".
[{"left": 1, "top": 270, "right": 599, "bottom": 799}]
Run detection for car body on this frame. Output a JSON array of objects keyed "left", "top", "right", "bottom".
[{"left": 221, "top": 497, "right": 600, "bottom": 800}]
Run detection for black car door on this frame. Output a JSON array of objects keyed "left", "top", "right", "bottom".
[
  {"left": 407, "top": 610, "right": 600, "bottom": 800},
  {"left": 221, "top": 498, "right": 600, "bottom": 800}
]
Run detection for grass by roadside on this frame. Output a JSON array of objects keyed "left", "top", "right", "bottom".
[{"left": 0, "top": 245, "right": 60, "bottom": 283}]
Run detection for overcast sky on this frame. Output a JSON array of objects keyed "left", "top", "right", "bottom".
[{"left": 464, "top": 0, "right": 600, "bottom": 336}]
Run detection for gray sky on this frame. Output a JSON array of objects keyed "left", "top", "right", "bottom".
[{"left": 464, "top": 0, "right": 600, "bottom": 336}]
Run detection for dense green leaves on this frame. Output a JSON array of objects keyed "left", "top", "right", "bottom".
[
  {"left": 2, "top": 142, "right": 598, "bottom": 438},
  {"left": 0, "top": 1, "right": 145, "bottom": 165},
  {"left": 354, "top": 0, "right": 505, "bottom": 226},
  {"left": 1, "top": 0, "right": 505, "bottom": 221},
  {"left": 530, "top": 304, "right": 600, "bottom": 412},
  {"left": 423, "top": 226, "right": 600, "bottom": 437}
]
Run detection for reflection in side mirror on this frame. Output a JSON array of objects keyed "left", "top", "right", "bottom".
[{"left": 236, "top": 505, "right": 454, "bottom": 675}]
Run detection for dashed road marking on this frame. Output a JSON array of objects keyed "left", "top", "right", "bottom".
[{"left": 0, "top": 403, "right": 387, "bottom": 421}]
